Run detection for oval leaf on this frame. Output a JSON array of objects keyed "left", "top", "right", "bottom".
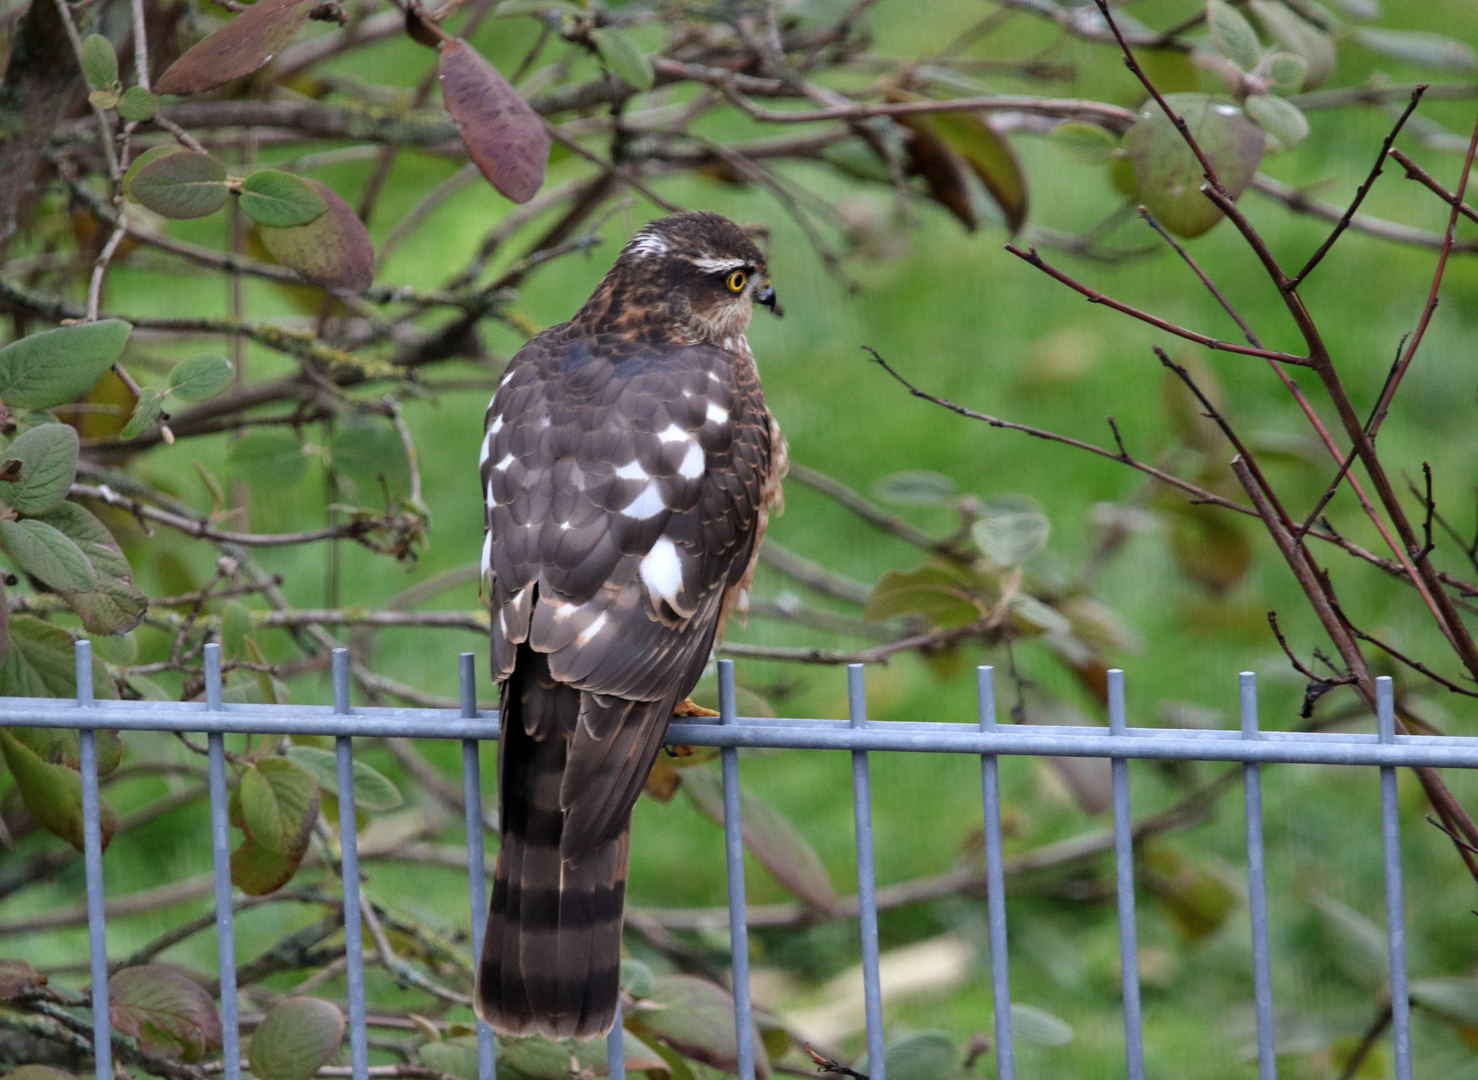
[
  {"left": 239, "top": 757, "right": 319, "bottom": 858},
  {"left": 973, "top": 507, "right": 1050, "bottom": 566},
  {"left": 155, "top": 0, "right": 314, "bottom": 95},
  {"left": 257, "top": 179, "right": 374, "bottom": 293},
  {"left": 1050, "top": 120, "right": 1119, "bottom": 164},
  {"left": 871, "top": 470, "right": 957, "bottom": 506},
  {"left": 681, "top": 765, "right": 837, "bottom": 913},
  {"left": 109, "top": 964, "right": 222, "bottom": 1062},
  {"left": 81, "top": 34, "right": 118, "bottom": 91},
  {"left": 121, "top": 387, "right": 166, "bottom": 439},
  {"left": 248, "top": 997, "right": 344, "bottom": 1080},
  {"left": 1, "top": 519, "right": 96, "bottom": 593},
  {"left": 591, "top": 27, "right": 655, "bottom": 91},
  {"left": 239, "top": 170, "right": 327, "bottom": 228},
  {"left": 117, "top": 86, "right": 158, "bottom": 123},
  {"left": 127, "top": 151, "right": 229, "bottom": 219},
  {"left": 227, "top": 429, "right": 307, "bottom": 487},
  {"left": 1411, "top": 977, "right": 1478, "bottom": 1028},
  {"left": 1267, "top": 51, "right": 1309, "bottom": 93},
  {"left": 284, "top": 745, "right": 403, "bottom": 811},
  {"left": 439, "top": 38, "right": 550, "bottom": 203},
  {"left": 167, "top": 353, "right": 235, "bottom": 402},
  {"left": 1207, "top": 0, "right": 1263, "bottom": 72},
  {"left": 1249, "top": 0, "right": 1335, "bottom": 88},
  {"left": 0, "top": 615, "right": 117, "bottom": 700},
  {"left": 1127, "top": 93, "right": 1265, "bottom": 237},
  {"left": 631, "top": 975, "right": 769, "bottom": 1078},
  {"left": 858, "top": 1031, "right": 958, "bottom": 1080},
  {"left": 0, "top": 320, "right": 130, "bottom": 410},
  {"left": 124, "top": 145, "right": 186, "bottom": 195},
  {"left": 1244, "top": 93, "right": 1308, "bottom": 151},
  {"left": 35, "top": 502, "right": 148, "bottom": 635},
  {"left": 1353, "top": 27, "right": 1477, "bottom": 72},
  {"left": 0, "top": 726, "right": 116, "bottom": 852},
  {"left": 1010, "top": 1003, "right": 1074, "bottom": 1046},
  {"left": 0, "top": 423, "right": 79, "bottom": 515}
]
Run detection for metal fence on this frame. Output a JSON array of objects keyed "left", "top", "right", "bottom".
[{"left": 18, "top": 640, "right": 1461, "bottom": 1080}]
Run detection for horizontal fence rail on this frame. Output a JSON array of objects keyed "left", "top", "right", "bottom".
[{"left": 8, "top": 643, "right": 1437, "bottom": 1080}]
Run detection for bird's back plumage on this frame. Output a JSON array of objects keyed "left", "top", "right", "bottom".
[{"left": 475, "top": 211, "right": 784, "bottom": 1039}]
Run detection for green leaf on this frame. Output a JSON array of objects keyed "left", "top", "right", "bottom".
[
  {"left": 6, "top": 726, "right": 120, "bottom": 774},
  {"left": 121, "top": 388, "right": 166, "bottom": 439},
  {"left": 629, "top": 975, "right": 768, "bottom": 1078},
  {"left": 1127, "top": 93, "right": 1265, "bottom": 237},
  {"left": 329, "top": 419, "right": 410, "bottom": 488},
  {"left": 109, "top": 964, "right": 222, "bottom": 1063},
  {"left": 591, "top": 27, "right": 654, "bottom": 91},
  {"left": 167, "top": 354, "right": 234, "bottom": 402},
  {"left": 126, "top": 673, "right": 173, "bottom": 701},
  {"left": 1266, "top": 51, "right": 1309, "bottom": 93},
  {"left": 0, "top": 423, "right": 78, "bottom": 515},
  {"left": 418, "top": 1037, "right": 479, "bottom": 1080},
  {"left": 1353, "top": 27, "right": 1477, "bottom": 72},
  {"left": 239, "top": 170, "right": 328, "bottom": 228},
  {"left": 0, "top": 727, "right": 116, "bottom": 852},
  {"left": 1049, "top": 120, "right": 1119, "bottom": 164},
  {"left": 229, "top": 836, "right": 301, "bottom": 895},
  {"left": 871, "top": 470, "right": 956, "bottom": 506},
  {"left": 127, "top": 151, "right": 229, "bottom": 219},
  {"left": 858, "top": 1031, "right": 960, "bottom": 1080},
  {"left": 124, "top": 145, "right": 185, "bottom": 196},
  {"left": 0, "top": 1070, "right": 78, "bottom": 1080},
  {"left": 973, "top": 502, "right": 1050, "bottom": 566},
  {"left": 238, "top": 757, "right": 319, "bottom": 858},
  {"left": 1207, "top": 0, "right": 1263, "bottom": 72},
  {"left": 0, "top": 319, "right": 131, "bottom": 410},
  {"left": 1244, "top": 93, "right": 1309, "bottom": 151},
  {"left": 284, "top": 745, "right": 403, "bottom": 811},
  {"left": 0, "top": 616, "right": 116, "bottom": 700},
  {"left": 1249, "top": 1, "right": 1335, "bottom": 88},
  {"left": 1010, "top": 1003, "right": 1074, "bottom": 1046},
  {"left": 247, "top": 997, "right": 344, "bottom": 1080},
  {"left": 35, "top": 502, "right": 147, "bottom": 635},
  {"left": 89, "top": 88, "right": 121, "bottom": 111},
  {"left": 1411, "top": 977, "right": 1478, "bottom": 1028},
  {"left": 681, "top": 765, "right": 837, "bottom": 912},
  {"left": 865, "top": 560, "right": 982, "bottom": 625},
  {"left": 257, "top": 179, "right": 375, "bottom": 293},
  {"left": 1164, "top": 501, "right": 1252, "bottom": 595},
  {"left": 1312, "top": 894, "right": 1388, "bottom": 990},
  {"left": 227, "top": 429, "right": 307, "bottom": 488},
  {"left": 116, "top": 86, "right": 158, "bottom": 123},
  {"left": 1, "top": 519, "right": 95, "bottom": 593},
  {"left": 1140, "top": 840, "right": 1239, "bottom": 941},
  {"left": 81, "top": 34, "right": 118, "bottom": 91},
  {"left": 221, "top": 600, "right": 252, "bottom": 661},
  {"left": 928, "top": 109, "right": 1029, "bottom": 234}
]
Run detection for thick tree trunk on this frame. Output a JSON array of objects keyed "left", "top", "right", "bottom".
[{"left": 0, "top": 0, "right": 88, "bottom": 261}]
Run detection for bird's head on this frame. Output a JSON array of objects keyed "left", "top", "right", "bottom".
[{"left": 582, "top": 211, "right": 780, "bottom": 348}]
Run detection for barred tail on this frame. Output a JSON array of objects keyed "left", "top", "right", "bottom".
[{"left": 474, "top": 649, "right": 629, "bottom": 1040}]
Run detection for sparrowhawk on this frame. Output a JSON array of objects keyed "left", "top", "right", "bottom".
[{"left": 474, "top": 211, "right": 785, "bottom": 1039}]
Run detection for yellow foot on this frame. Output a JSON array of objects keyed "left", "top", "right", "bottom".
[{"left": 673, "top": 697, "right": 721, "bottom": 718}]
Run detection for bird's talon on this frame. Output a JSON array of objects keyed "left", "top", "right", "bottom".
[
  {"left": 664, "top": 743, "right": 696, "bottom": 758},
  {"left": 673, "top": 697, "right": 720, "bottom": 718}
]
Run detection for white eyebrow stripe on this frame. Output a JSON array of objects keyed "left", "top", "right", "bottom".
[
  {"left": 689, "top": 257, "right": 748, "bottom": 273},
  {"left": 657, "top": 423, "right": 689, "bottom": 444}
]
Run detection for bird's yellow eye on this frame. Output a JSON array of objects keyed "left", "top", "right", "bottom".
[{"left": 726, "top": 270, "right": 748, "bottom": 293}]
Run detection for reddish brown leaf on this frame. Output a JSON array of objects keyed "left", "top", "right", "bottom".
[
  {"left": 257, "top": 179, "right": 374, "bottom": 293},
  {"left": 155, "top": 0, "right": 314, "bottom": 96},
  {"left": 439, "top": 38, "right": 549, "bottom": 204},
  {"left": 109, "top": 964, "right": 223, "bottom": 1062},
  {"left": 897, "top": 115, "right": 977, "bottom": 233},
  {"left": 0, "top": 958, "right": 43, "bottom": 1000}
]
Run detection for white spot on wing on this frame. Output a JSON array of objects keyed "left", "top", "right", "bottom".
[
  {"left": 678, "top": 442, "right": 704, "bottom": 479},
  {"left": 615, "top": 460, "right": 648, "bottom": 480},
  {"left": 538, "top": 417, "right": 551, "bottom": 428},
  {"left": 495, "top": 453, "right": 514, "bottom": 471},
  {"left": 622, "top": 480, "right": 666, "bottom": 520},
  {"left": 488, "top": 415, "right": 504, "bottom": 435},
  {"left": 640, "top": 538, "right": 684, "bottom": 606},
  {"left": 657, "top": 423, "right": 689, "bottom": 444},
  {"left": 576, "top": 611, "right": 609, "bottom": 645},
  {"left": 706, "top": 402, "right": 728, "bottom": 424},
  {"left": 485, "top": 479, "right": 497, "bottom": 507},
  {"left": 479, "top": 430, "right": 492, "bottom": 467},
  {"left": 480, "top": 532, "right": 492, "bottom": 577}
]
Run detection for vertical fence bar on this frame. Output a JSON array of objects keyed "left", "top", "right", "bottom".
[
  {"left": 848, "top": 664, "right": 886, "bottom": 1080},
  {"left": 333, "top": 649, "right": 369, "bottom": 1080},
  {"left": 1108, "top": 669, "right": 1145, "bottom": 1080},
  {"left": 459, "top": 653, "right": 498, "bottom": 1080},
  {"left": 205, "top": 645, "right": 242, "bottom": 1080},
  {"left": 977, "top": 667, "right": 1014, "bottom": 1080},
  {"left": 607, "top": 1002, "right": 626, "bottom": 1080},
  {"left": 1377, "top": 677, "right": 1412, "bottom": 1080},
  {"left": 76, "top": 642, "right": 113, "bottom": 1080},
  {"left": 718, "top": 659, "right": 757, "bottom": 1080},
  {"left": 1240, "top": 672, "right": 1276, "bottom": 1080}
]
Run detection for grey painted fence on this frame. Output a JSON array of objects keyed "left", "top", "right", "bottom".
[{"left": 26, "top": 641, "right": 1432, "bottom": 1080}]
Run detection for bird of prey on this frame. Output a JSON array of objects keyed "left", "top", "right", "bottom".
[{"left": 474, "top": 211, "right": 785, "bottom": 1039}]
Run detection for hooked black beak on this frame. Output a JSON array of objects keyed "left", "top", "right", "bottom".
[{"left": 755, "top": 280, "right": 782, "bottom": 317}]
